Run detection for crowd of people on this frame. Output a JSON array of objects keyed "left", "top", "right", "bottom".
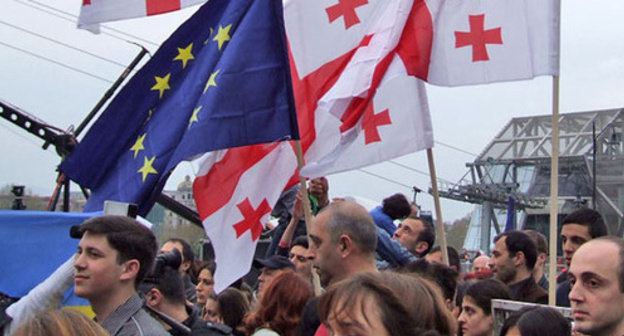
[{"left": 2, "top": 177, "right": 624, "bottom": 336}]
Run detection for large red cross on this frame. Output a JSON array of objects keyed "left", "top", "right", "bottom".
[
  {"left": 146, "top": 0, "right": 181, "bottom": 16},
  {"left": 232, "top": 198, "right": 271, "bottom": 242},
  {"left": 326, "top": 0, "right": 368, "bottom": 30},
  {"left": 361, "top": 105, "right": 391, "bottom": 144},
  {"left": 454, "top": 14, "right": 502, "bottom": 62}
]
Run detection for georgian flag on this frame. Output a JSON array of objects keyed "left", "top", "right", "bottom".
[
  {"left": 78, "top": 0, "right": 206, "bottom": 32},
  {"left": 192, "top": 142, "right": 297, "bottom": 293}
]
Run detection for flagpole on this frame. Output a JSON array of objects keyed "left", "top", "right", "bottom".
[
  {"left": 548, "top": 77, "right": 560, "bottom": 306},
  {"left": 547, "top": 0, "right": 562, "bottom": 307},
  {"left": 427, "top": 148, "right": 449, "bottom": 266},
  {"left": 294, "top": 140, "right": 322, "bottom": 295}
]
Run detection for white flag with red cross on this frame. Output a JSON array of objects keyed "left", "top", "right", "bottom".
[
  {"left": 192, "top": 142, "right": 297, "bottom": 293},
  {"left": 285, "top": 0, "right": 434, "bottom": 178},
  {"left": 78, "top": 0, "right": 205, "bottom": 32}
]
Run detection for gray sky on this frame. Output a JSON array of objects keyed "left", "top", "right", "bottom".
[{"left": 1, "top": 0, "right": 623, "bottom": 222}]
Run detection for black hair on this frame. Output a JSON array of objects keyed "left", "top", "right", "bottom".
[
  {"left": 465, "top": 279, "right": 511, "bottom": 316},
  {"left": 495, "top": 230, "right": 538, "bottom": 270},
  {"left": 562, "top": 208, "right": 608, "bottom": 238},
  {"left": 164, "top": 238, "right": 195, "bottom": 269},
  {"left": 413, "top": 216, "right": 435, "bottom": 256},
  {"left": 382, "top": 193, "right": 411, "bottom": 220},
  {"left": 153, "top": 266, "right": 186, "bottom": 306},
  {"left": 291, "top": 235, "right": 309, "bottom": 249},
  {"left": 499, "top": 306, "right": 570, "bottom": 336},
  {"left": 429, "top": 246, "right": 460, "bottom": 271},
  {"left": 403, "top": 259, "right": 458, "bottom": 302}
]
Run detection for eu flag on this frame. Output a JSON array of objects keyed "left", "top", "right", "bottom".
[{"left": 60, "top": 0, "right": 299, "bottom": 215}]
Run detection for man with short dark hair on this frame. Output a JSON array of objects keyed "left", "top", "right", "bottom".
[
  {"left": 73, "top": 215, "right": 168, "bottom": 335},
  {"left": 524, "top": 229, "right": 549, "bottom": 290},
  {"left": 489, "top": 230, "right": 548, "bottom": 304},
  {"left": 161, "top": 238, "right": 197, "bottom": 303},
  {"left": 569, "top": 237, "right": 624, "bottom": 336},
  {"left": 425, "top": 245, "right": 461, "bottom": 273},
  {"left": 143, "top": 267, "right": 232, "bottom": 336},
  {"left": 393, "top": 216, "right": 435, "bottom": 257},
  {"left": 557, "top": 208, "right": 609, "bottom": 307}
]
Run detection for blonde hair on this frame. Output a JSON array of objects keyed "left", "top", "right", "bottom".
[{"left": 14, "top": 308, "right": 108, "bottom": 336}]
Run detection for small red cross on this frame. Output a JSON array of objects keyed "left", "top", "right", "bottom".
[
  {"left": 83, "top": 0, "right": 91, "bottom": 5},
  {"left": 361, "top": 105, "right": 391, "bottom": 144},
  {"left": 232, "top": 198, "right": 271, "bottom": 242},
  {"left": 455, "top": 14, "right": 502, "bottom": 62},
  {"left": 326, "top": 0, "right": 368, "bottom": 30}
]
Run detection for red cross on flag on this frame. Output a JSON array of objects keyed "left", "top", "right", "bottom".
[
  {"left": 78, "top": 0, "right": 206, "bottom": 32},
  {"left": 192, "top": 142, "right": 297, "bottom": 293},
  {"left": 285, "top": 0, "right": 434, "bottom": 178},
  {"left": 424, "top": 0, "right": 560, "bottom": 86}
]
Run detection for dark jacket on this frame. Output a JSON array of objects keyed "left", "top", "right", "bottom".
[
  {"left": 509, "top": 275, "right": 548, "bottom": 304},
  {"left": 556, "top": 279, "right": 571, "bottom": 307}
]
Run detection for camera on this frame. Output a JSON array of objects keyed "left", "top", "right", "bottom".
[{"left": 141, "top": 248, "right": 182, "bottom": 287}]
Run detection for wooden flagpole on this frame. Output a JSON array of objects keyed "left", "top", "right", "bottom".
[
  {"left": 548, "top": 77, "right": 560, "bottom": 306},
  {"left": 294, "top": 140, "right": 322, "bottom": 295},
  {"left": 548, "top": 0, "right": 562, "bottom": 307},
  {"left": 427, "top": 148, "right": 449, "bottom": 266}
]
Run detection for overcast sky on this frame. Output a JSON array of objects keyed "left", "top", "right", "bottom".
[{"left": 1, "top": 0, "right": 623, "bottom": 222}]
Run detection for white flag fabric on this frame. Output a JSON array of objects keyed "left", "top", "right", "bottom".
[
  {"left": 192, "top": 142, "right": 297, "bottom": 293},
  {"left": 78, "top": 0, "right": 206, "bottom": 32},
  {"left": 424, "top": 0, "right": 560, "bottom": 86},
  {"left": 285, "top": 0, "right": 434, "bottom": 178}
]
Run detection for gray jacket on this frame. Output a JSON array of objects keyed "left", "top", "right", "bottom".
[{"left": 101, "top": 295, "right": 169, "bottom": 336}]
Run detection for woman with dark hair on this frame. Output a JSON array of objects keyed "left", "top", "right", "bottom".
[
  {"left": 243, "top": 271, "right": 313, "bottom": 336},
  {"left": 499, "top": 306, "right": 571, "bottom": 336},
  {"left": 318, "top": 271, "right": 456, "bottom": 336},
  {"left": 458, "top": 278, "right": 511, "bottom": 336},
  {"left": 195, "top": 261, "right": 216, "bottom": 309},
  {"left": 203, "top": 288, "right": 250, "bottom": 336}
]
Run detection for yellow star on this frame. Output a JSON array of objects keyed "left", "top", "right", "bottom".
[
  {"left": 173, "top": 43, "right": 194, "bottom": 69},
  {"left": 203, "top": 69, "right": 220, "bottom": 93},
  {"left": 138, "top": 156, "right": 158, "bottom": 182},
  {"left": 189, "top": 106, "right": 201, "bottom": 127},
  {"left": 129, "top": 133, "right": 146, "bottom": 158},
  {"left": 204, "top": 27, "right": 214, "bottom": 45},
  {"left": 151, "top": 73, "right": 171, "bottom": 99},
  {"left": 213, "top": 24, "right": 232, "bottom": 50}
]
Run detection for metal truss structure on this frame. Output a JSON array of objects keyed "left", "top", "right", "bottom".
[{"left": 436, "top": 108, "right": 624, "bottom": 252}]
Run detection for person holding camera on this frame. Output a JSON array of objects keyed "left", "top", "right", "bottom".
[
  {"left": 72, "top": 215, "right": 169, "bottom": 336},
  {"left": 142, "top": 250, "right": 233, "bottom": 336},
  {"left": 160, "top": 238, "right": 198, "bottom": 303}
]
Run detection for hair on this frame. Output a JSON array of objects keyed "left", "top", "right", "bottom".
[
  {"left": 523, "top": 230, "right": 547, "bottom": 255},
  {"left": 494, "top": 230, "right": 538, "bottom": 270},
  {"left": 499, "top": 306, "right": 571, "bottom": 336},
  {"left": 153, "top": 266, "right": 185, "bottom": 306},
  {"left": 562, "top": 208, "right": 608, "bottom": 238},
  {"left": 429, "top": 246, "right": 461, "bottom": 271},
  {"left": 14, "top": 308, "right": 108, "bottom": 336},
  {"left": 591, "top": 236, "right": 624, "bottom": 292},
  {"left": 217, "top": 288, "right": 250, "bottom": 336},
  {"left": 409, "top": 215, "right": 435, "bottom": 256},
  {"left": 455, "top": 280, "right": 476, "bottom": 315},
  {"left": 322, "top": 201, "right": 378, "bottom": 255},
  {"left": 319, "top": 271, "right": 455, "bottom": 336},
  {"left": 382, "top": 193, "right": 411, "bottom": 220},
  {"left": 243, "top": 271, "right": 313, "bottom": 336},
  {"left": 402, "top": 259, "right": 458, "bottom": 302},
  {"left": 196, "top": 260, "right": 217, "bottom": 278},
  {"left": 464, "top": 279, "right": 511, "bottom": 316},
  {"left": 291, "top": 235, "right": 309, "bottom": 249},
  {"left": 164, "top": 238, "right": 195, "bottom": 269},
  {"left": 78, "top": 215, "right": 158, "bottom": 286}
]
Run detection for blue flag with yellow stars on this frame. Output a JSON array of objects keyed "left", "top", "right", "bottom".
[{"left": 60, "top": 0, "right": 299, "bottom": 215}]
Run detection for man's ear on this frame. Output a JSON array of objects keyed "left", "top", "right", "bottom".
[
  {"left": 338, "top": 235, "right": 353, "bottom": 258},
  {"left": 181, "top": 260, "right": 191, "bottom": 273},
  {"left": 513, "top": 251, "right": 526, "bottom": 267},
  {"left": 414, "top": 241, "right": 429, "bottom": 256},
  {"left": 120, "top": 259, "right": 140, "bottom": 282},
  {"left": 145, "top": 288, "right": 162, "bottom": 307}
]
